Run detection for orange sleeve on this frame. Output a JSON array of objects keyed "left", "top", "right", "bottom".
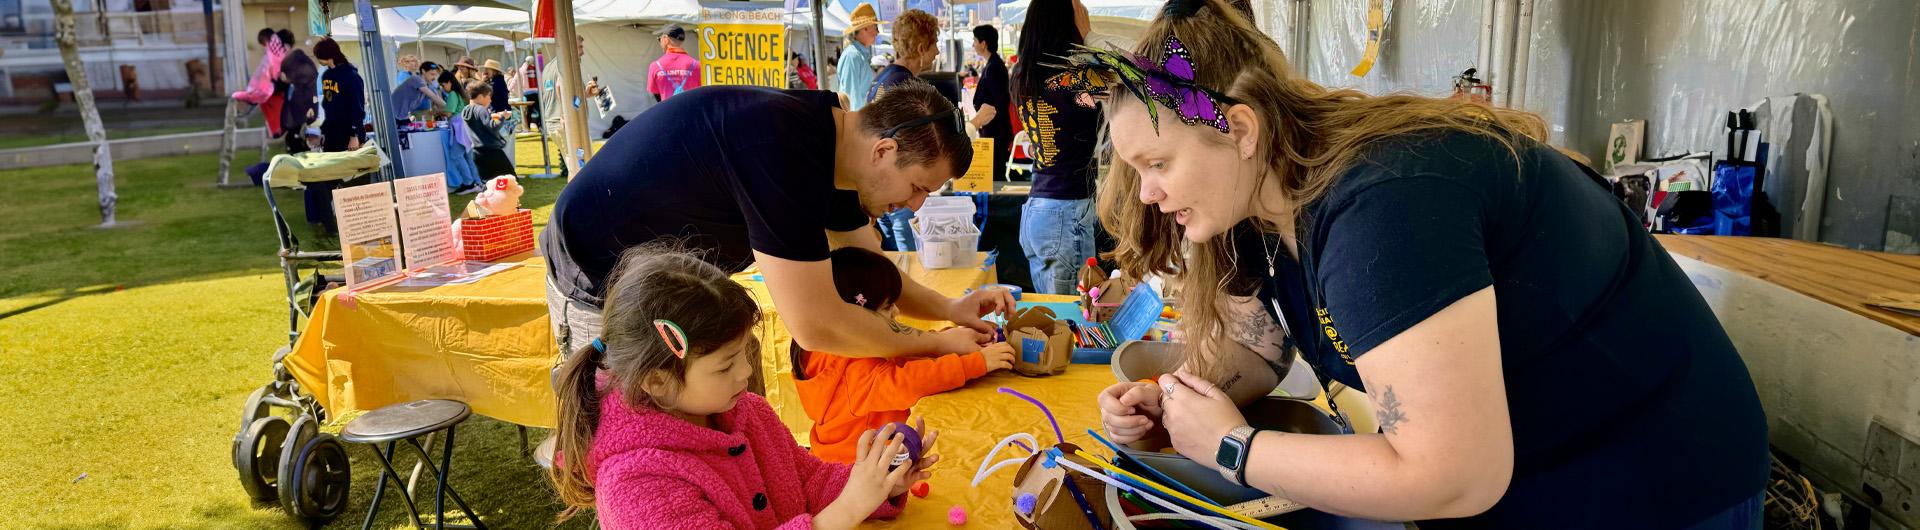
[{"left": 846, "top": 352, "right": 988, "bottom": 415}]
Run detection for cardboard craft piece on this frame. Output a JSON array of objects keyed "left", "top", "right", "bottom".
[
  {"left": 1007, "top": 306, "right": 1073, "bottom": 377},
  {"left": 1080, "top": 276, "right": 1140, "bottom": 323},
  {"left": 1011, "top": 443, "right": 1114, "bottom": 530}
]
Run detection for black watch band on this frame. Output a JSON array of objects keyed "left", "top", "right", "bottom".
[{"left": 1235, "top": 429, "right": 1259, "bottom": 488}]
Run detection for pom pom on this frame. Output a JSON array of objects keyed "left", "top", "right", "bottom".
[
  {"left": 910, "top": 481, "right": 931, "bottom": 498},
  {"left": 947, "top": 505, "right": 969, "bottom": 525},
  {"left": 1014, "top": 493, "right": 1038, "bottom": 515}
]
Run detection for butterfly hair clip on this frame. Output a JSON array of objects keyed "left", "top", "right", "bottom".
[{"left": 1044, "top": 34, "right": 1237, "bottom": 134}]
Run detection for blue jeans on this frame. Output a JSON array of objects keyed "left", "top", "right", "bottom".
[
  {"left": 1019, "top": 197, "right": 1097, "bottom": 295},
  {"left": 1682, "top": 492, "right": 1763, "bottom": 530},
  {"left": 879, "top": 208, "right": 917, "bottom": 251}
]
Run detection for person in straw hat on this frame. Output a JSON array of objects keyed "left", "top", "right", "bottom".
[
  {"left": 832, "top": 3, "right": 880, "bottom": 110},
  {"left": 454, "top": 56, "right": 478, "bottom": 85},
  {"left": 483, "top": 59, "right": 513, "bottom": 113}
]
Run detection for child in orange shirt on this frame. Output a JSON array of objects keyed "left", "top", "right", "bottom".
[{"left": 793, "top": 247, "right": 1017, "bottom": 463}]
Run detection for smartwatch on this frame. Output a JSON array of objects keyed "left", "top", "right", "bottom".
[{"left": 1216, "top": 426, "right": 1259, "bottom": 487}]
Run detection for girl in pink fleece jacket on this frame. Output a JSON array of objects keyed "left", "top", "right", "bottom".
[{"left": 550, "top": 245, "right": 941, "bottom": 530}]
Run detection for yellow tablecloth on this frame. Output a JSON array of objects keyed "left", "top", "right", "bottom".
[
  {"left": 285, "top": 251, "right": 995, "bottom": 430},
  {"left": 285, "top": 254, "right": 561, "bottom": 427},
  {"left": 735, "top": 252, "right": 996, "bottom": 442}
]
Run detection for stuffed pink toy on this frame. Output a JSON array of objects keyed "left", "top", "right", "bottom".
[
  {"left": 463, "top": 175, "right": 525, "bottom": 218},
  {"left": 232, "top": 37, "right": 286, "bottom": 105}
]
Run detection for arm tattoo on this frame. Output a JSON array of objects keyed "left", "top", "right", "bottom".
[
  {"left": 886, "top": 320, "right": 923, "bottom": 336},
  {"left": 1374, "top": 386, "right": 1408, "bottom": 435}
]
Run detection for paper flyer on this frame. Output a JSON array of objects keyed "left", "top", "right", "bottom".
[
  {"left": 395, "top": 174, "right": 455, "bottom": 268},
  {"left": 397, "top": 261, "right": 520, "bottom": 288},
  {"left": 332, "top": 184, "right": 403, "bottom": 288},
  {"left": 953, "top": 138, "right": 995, "bottom": 192}
]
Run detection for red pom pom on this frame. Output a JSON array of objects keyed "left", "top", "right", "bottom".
[{"left": 911, "top": 481, "right": 931, "bottom": 498}]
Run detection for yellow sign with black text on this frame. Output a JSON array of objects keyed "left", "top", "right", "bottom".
[
  {"left": 953, "top": 138, "right": 995, "bottom": 192},
  {"left": 698, "top": 22, "right": 786, "bottom": 88}
]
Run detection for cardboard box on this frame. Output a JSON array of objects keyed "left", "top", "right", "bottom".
[
  {"left": 1007, "top": 306, "right": 1074, "bottom": 377},
  {"left": 1079, "top": 276, "right": 1138, "bottom": 323},
  {"left": 1011, "top": 442, "right": 1113, "bottom": 530}
]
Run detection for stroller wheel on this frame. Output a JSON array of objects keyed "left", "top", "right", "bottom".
[
  {"left": 283, "top": 433, "right": 351, "bottom": 523},
  {"left": 235, "top": 416, "right": 290, "bottom": 503},
  {"left": 239, "top": 384, "right": 274, "bottom": 432},
  {"left": 277, "top": 415, "right": 320, "bottom": 517}
]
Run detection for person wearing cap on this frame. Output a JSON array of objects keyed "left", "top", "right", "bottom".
[
  {"left": 541, "top": 79, "right": 1011, "bottom": 372},
  {"left": 483, "top": 59, "right": 512, "bottom": 113},
  {"left": 833, "top": 3, "right": 880, "bottom": 110},
  {"left": 648, "top": 24, "right": 703, "bottom": 102}
]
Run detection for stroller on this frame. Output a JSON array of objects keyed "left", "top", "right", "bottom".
[{"left": 229, "top": 171, "right": 355, "bottom": 524}]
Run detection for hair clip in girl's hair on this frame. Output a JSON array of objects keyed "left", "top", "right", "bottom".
[
  {"left": 854, "top": 293, "right": 868, "bottom": 307},
  {"left": 654, "top": 319, "right": 690, "bottom": 359},
  {"left": 590, "top": 337, "right": 607, "bottom": 354}
]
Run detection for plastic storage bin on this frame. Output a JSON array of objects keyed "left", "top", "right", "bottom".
[{"left": 911, "top": 196, "right": 980, "bottom": 269}]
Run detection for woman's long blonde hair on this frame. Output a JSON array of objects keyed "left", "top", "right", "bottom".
[{"left": 1095, "top": 0, "right": 1548, "bottom": 380}]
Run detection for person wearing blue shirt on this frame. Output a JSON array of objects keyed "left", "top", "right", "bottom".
[{"left": 832, "top": 3, "right": 879, "bottom": 110}]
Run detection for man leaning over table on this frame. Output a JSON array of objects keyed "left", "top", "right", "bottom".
[{"left": 540, "top": 79, "right": 1015, "bottom": 372}]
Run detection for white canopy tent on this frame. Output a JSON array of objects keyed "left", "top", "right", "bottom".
[{"left": 1000, "top": 0, "right": 1154, "bottom": 48}]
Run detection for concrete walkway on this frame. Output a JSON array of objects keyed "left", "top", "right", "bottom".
[{"left": 0, "top": 127, "right": 266, "bottom": 170}]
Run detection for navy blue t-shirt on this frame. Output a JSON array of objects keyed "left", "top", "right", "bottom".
[
  {"left": 1236, "top": 130, "right": 1767, "bottom": 528},
  {"left": 541, "top": 86, "right": 868, "bottom": 305}
]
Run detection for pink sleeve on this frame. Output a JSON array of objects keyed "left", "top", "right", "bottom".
[
  {"left": 594, "top": 455, "right": 743, "bottom": 530},
  {"left": 760, "top": 398, "right": 907, "bottom": 521}
]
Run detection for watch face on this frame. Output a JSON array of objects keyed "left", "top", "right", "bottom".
[{"left": 1216, "top": 440, "right": 1244, "bottom": 469}]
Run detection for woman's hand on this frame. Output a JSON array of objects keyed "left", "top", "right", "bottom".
[
  {"left": 948, "top": 287, "right": 1016, "bottom": 334},
  {"left": 1098, "top": 381, "right": 1165, "bottom": 444},
  {"left": 817, "top": 424, "right": 914, "bottom": 530},
  {"left": 347, "top": 136, "right": 360, "bottom": 150},
  {"left": 1159, "top": 372, "right": 1248, "bottom": 472},
  {"left": 888, "top": 417, "right": 941, "bottom": 498}
]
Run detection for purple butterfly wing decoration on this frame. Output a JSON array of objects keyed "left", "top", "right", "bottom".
[{"left": 1146, "top": 36, "right": 1231, "bottom": 133}]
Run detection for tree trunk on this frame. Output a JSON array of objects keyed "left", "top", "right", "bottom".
[{"left": 52, "top": 0, "right": 115, "bottom": 226}]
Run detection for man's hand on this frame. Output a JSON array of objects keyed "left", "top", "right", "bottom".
[
  {"left": 948, "top": 287, "right": 1015, "bottom": 334},
  {"left": 930, "top": 327, "right": 991, "bottom": 355}
]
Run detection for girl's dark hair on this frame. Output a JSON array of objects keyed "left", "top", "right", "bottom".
[
  {"left": 436, "top": 70, "right": 457, "bottom": 89},
  {"left": 828, "top": 247, "right": 903, "bottom": 311},
  {"left": 311, "top": 37, "right": 348, "bottom": 66},
  {"left": 257, "top": 28, "right": 276, "bottom": 45},
  {"left": 276, "top": 29, "right": 296, "bottom": 48},
  {"left": 550, "top": 242, "right": 763, "bottom": 519},
  {"left": 1011, "top": 0, "right": 1083, "bottom": 103},
  {"left": 790, "top": 247, "right": 903, "bottom": 380}
]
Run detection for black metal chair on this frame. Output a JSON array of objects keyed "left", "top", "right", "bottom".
[{"left": 341, "top": 399, "right": 487, "bottom": 530}]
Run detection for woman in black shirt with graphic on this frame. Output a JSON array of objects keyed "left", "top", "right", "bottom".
[{"left": 1084, "top": 0, "right": 1767, "bottom": 528}]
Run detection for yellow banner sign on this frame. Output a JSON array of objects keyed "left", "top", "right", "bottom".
[
  {"left": 953, "top": 138, "right": 995, "bottom": 192},
  {"left": 698, "top": 22, "right": 786, "bottom": 88}
]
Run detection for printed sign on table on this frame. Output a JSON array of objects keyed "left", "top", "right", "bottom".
[
  {"left": 953, "top": 138, "right": 995, "bottom": 192},
  {"left": 395, "top": 174, "right": 455, "bottom": 268},
  {"left": 333, "top": 184, "right": 402, "bottom": 288}
]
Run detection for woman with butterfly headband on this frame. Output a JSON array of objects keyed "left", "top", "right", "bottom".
[{"left": 1081, "top": 0, "right": 1767, "bottom": 527}]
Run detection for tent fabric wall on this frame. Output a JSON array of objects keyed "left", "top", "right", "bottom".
[{"left": 540, "top": 22, "right": 674, "bottom": 137}]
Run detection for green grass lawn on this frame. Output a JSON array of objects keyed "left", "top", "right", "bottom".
[{"left": 0, "top": 151, "right": 585, "bottom": 529}]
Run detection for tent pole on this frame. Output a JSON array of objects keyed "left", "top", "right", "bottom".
[
  {"left": 553, "top": 0, "right": 591, "bottom": 176},
  {"left": 812, "top": 0, "right": 824, "bottom": 83},
  {"left": 358, "top": 0, "right": 403, "bottom": 180}
]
